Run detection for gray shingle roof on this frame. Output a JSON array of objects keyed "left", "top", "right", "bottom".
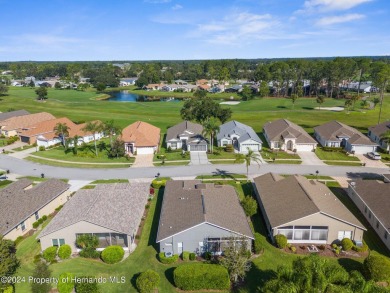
[
  {"left": 166, "top": 121, "right": 206, "bottom": 144},
  {"left": 156, "top": 180, "right": 254, "bottom": 242},
  {"left": 0, "top": 179, "right": 70, "bottom": 235},
  {"left": 217, "top": 120, "right": 262, "bottom": 144},
  {"left": 369, "top": 121, "right": 390, "bottom": 138},
  {"left": 253, "top": 173, "right": 365, "bottom": 229},
  {"left": 0, "top": 110, "right": 30, "bottom": 122},
  {"left": 263, "top": 119, "right": 317, "bottom": 144},
  {"left": 38, "top": 183, "right": 149, "bottom": 238}
]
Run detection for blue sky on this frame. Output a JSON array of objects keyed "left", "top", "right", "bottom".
[{"left": 0, "top": 0, "right": 389, "bottom": 61}]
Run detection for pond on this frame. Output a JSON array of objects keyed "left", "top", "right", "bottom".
[{"left": 107, "top": 91, "right": 181, "bottom": 102}]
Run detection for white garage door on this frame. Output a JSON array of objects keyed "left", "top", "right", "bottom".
[
  {"left": 296, "top": 144, "right": 316, "bottom": 152},
  {"left": 353, "top": 145, "right": 377, "bottom": 154},
  {"left": 190, "top": 145, "right": 207, "bottom": 152},
  {"left": 241, "top": 144, "right": 260, "bottom": 152},
  {"left": 137, "top": 147, "right": 154, "bottom": 154}
]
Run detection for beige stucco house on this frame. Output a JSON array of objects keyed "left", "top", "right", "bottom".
[
  {"left": 253, "top": 173, "right": 366, "bottom": 244},
  {"left": 122, "top": 121, "right": 161, "bottom": 155},
  {"left": 0, "top": 179, "right": 70, "bottom": 241}
]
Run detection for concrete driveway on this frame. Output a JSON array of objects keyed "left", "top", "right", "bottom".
[
  {"left": 133, "top": 154, "right": 154, "bottom": 167},
  {"left": 355, "top": 154, "right": 388, "bottom": 168},
  {"left": 190, "top": 152, "right": 210, "bottom": 165},
  {"left": 298, "top": 151, "right": 325, "bottom": 165}
]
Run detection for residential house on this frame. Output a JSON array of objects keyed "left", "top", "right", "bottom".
[
  {"left": 368, "top": 121, "right": 390, "bottom": 152},
  {"left": 347, "top": 176, "right": 390, "bottom": 251},
  {"left": 263, "top": 119, "right": 317, "bottom": 152},
  {"left": 0, "top": 109, "right": 30, "bottom": 122},
  {"left": 0, "top": 112, "right": 55, "bottom": 137},
  {"left": 161, "top": 84, "right": 179, "bottom": 92},
  {"left": 119, "top": 78, "right": 137, "bottom": 86},
  {"left": 253, "top": 173, "right": 366, "bottom": 244},
  {"left": 143, "top": 84, "right": 163, "bottom": 91},
  {"left": 156, "top": 180, "right": 254, "bottom": 255},
  {"left": 225, "top": 85, "right": 242, "bottom": 93},
  {"left": 38, "top": 183, "right": 149, "bottom": 253},
  {"left": 166, "top": 121, "right": 207, "bottom": 152},
  {"left": 174, "top": 79, "right": 188, "bottom": 85},
  {"left": 0, "top": 179, "right": 70, "bottom": 241},
  {"left": 217, "top": 120, "right": 262, "bottom": 153},
  {"left": 122, "top": 121, "right": 160, "bottom": 154},
  {"left": 314, "top": 121, "right": 377, "bottom": 154}
]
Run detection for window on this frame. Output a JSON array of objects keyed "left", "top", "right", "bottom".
[
  {"left": 52, "top": 238, "right": 65, "bottom": 247},
  {"left": 34, "top": 211, "right": 39, "bottom": 221},
  {"left": 385, "top": 232, "right": 388, "bottom": 240},
  {"left": 21, "top": 221, "right": 26, "bottom": 231},
  {"left": 369, "top": 211, "right": 372, "bottom": 219},
  {"left": 376, "top": 221, "right": 380, "bottom": 229},
  {"left": 170, "top": 142, "right": 177, "bottom": 148},
  {"left": 364, "top": 206, "right": 367, "bottom": 214}
]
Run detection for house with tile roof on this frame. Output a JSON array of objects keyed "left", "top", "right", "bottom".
[
  {"left": 253, "top": 173, "right": 366, "bottom": 244},
  {"left": 368, "top": 121, "right": 390, "bottom": 152},
  {"left": 0, "top": 179, "right": 70, "bottom": 241},
  {"left": 347, "top": 175, "right": 390, "bottom": 251},
  {"left": 263, "top": 119, "right": 317, "bottom": 152},
  {"left": 166, "top": 121, "right": 207, "bottom": 152},
  {"left": 156, "top": 180, "right": 254, "bottom": 256},
  {"left": 122, "top": 121, "right": 160, "bottom": 155},
  {"left": 0, "top": 112, "right": 55, "bottom": 137},
  {"left": 38, "top": 182, "right": 150, "bottom": 253},
  {"left": 314, "top": 121, "right": 377, "bottom": 154},
  {"left": 217, "top": 120, "right": 262, "bottom": 153}
]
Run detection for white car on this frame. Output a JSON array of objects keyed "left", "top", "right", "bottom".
[{"left": 367, "top": 152, "right": 381, "bottom": 160}]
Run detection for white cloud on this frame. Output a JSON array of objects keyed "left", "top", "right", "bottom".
[
  {"left": 303, "top": 0, "right": 372, "bottom": 11},
  {"left": 316, "top": 13, "right": 365, "bottom": 26},
  {"left": 11, "top": 34, "right": 83, "bottom": 46},
  {"left": 172, "top": 4, "right": 182, "bottom": 10}
]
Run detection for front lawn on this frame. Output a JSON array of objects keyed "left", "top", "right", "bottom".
[
  {"left": 315, "top": 147, "right": 360, "bottom": 161},
  {"left": 261, "top": 147, "right": 301, "bottom": 160},
  {"left": 26, "top": 157, "right": 131, "bottom": 168}
]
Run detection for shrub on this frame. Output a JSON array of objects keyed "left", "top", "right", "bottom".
[
  {"left": 76, "top": 234, "right": 98, "bottom": 249},
  {"left": 57, "top": 272, "right": 74, "bottom": 293},
  {"left": 3, "top": 286, "right": 13, "bottom": 293},
  {"left": 32, "top": 221, "right": 39, "bottom": 229},
  {"left": 33, "top": 254, "right": 42, "bottom": 264},
  {"left": 352, "top": 241, "right": 368, "bottom": 253},
  {"left": 332, "top": 243, "right": 338, "bottom": 249},
  {"left": 274, "top": 234, "right": 288, "bottom": 249},
  {"left": 225, "top": 144, "right": 234, "bottom": 152},
  {"left": 42, "top": 215, "right": 48, "bottom": 221},
  {"left": 363, "top": 254, "right": 390, "bottom": 281},
  {"left": 42, "top": 246, "right": 57, "bottom": 263},
  {"left": 58, "top": 244, "right": 72, "bottom": 260},
  {"left": 290, "top": 246, "right": 297, "bottom": 253},
  {"left": 204, "top": 251, "right": 212, "bottom": 260},
  {"left": 174, "top": 263, "right": 230, "bottom": 290},
  {"left": 74, "top": 276, "right": 99, "bottom": 293},
  {"left": 79, "top": 247, "right": 100, "bottom": 259},
  {"left": 182, "top": 251, "right": 190, "bottom": 261},
  {"left": 241, "top": 195, "right": 257, "bottom": 217},
  {"left": 341, "top": 238, "right": 354, "bottom": 251},
  {"left": 38, "top": 146, "right": 45, "bottom": 151},
  {"left": 101, "top": 245, "right": 124, "bottom": 264},
  {"left": 158, "top": 252, "right": 179, "bottom": 264},
  {"left": 136, "top": 270, "right": 160, "bottom": 293},
  {"left": 37, "top": 218, "right": 44, "bottom": 225},
  {"left": 189, "top": 253, "right": 196, "bottom": 261},
  {"left": 55, "top": 205, "right": 63, "bottom": 212},
  {"left": 151, "top": 180, "right": 163, "bottom": 189},
  {"left": 254, "top": 233, "right": 263, "bottom": 254}
]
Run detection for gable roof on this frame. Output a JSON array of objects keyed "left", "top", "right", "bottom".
[
  {"left": 0, "top": 112, "right": 56, "bottom": 132},
  {"left": 253, "top": 173, "right": 365, "bottom": 230},
  {"left": 349, "top": 179, "right": 390, "bottom": 232},
  {"left": 122, "top": 121, "right": 160, "bottom": 147},
  {"left": 263, "top": 119, "right": 317, "bottom": 144},
  {"left": 217, "top": 120, "right": 262, "bottom": 144},
  {"left": 0, "top": 110, "right": 30, "bottom": 122},
  {"left": 314, "top": 121, "right": 376, "bottom": 145},
  {"left": 368, "top": 121, "right": 390, "bottom": 138},
  {"left": 0, "top": 179, "right": 70, "bottom": 236},
  {"left": 38, "top": 183, "right": 149, "bottom": 238},
  {"left": 166, "top": 121, "right": 205, "bottom": 143},
  {"left": 156, "top": 180, "right": 254, "bottom": 242},
  {"left": 20, "top": 117, "right": 75, "bottom": 138}
]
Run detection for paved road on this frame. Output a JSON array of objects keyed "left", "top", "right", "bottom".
[{"left": 0, "top": 154, "right": 388, "bottom": 181}]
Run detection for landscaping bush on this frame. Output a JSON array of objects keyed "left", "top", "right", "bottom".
[
  {"left": 174, "top": 263, "right": 230, "bottom": 291},
  {"left": 57, "top": 272, "right": 74, "bottom": 293},
  {"left": 55, "top": 205, "right": 63, "bottom": 212},
  {"left": 76, "top": 234, "right": 98, "bottom": 249},
  {"left": 58, "top": 244, "right": 72, "bottom": 260},
  {"left": 38, "top": 146, "right": 45, "bottom": 151},
  {"left": 42, "top": 215, "right": 48, "bottom": 221},
  {"left": 79, "top": 247, "right": 100, "bottom": 259},
  {"left": 32, "top": 221, "right": 39, "bottom": 229},
  {"left": 253, "top": 233, "right": 263, "bottom": 254},
  {"left": 189, "top": 253, "right": 196, "bottom": 261},
  {"left": 321, "top": 147, "right": 343, "bottom": 152},
  {"left": 3, "top": 286, "right": 13, "bottom": 293},
  {"left": 363, "top": 254, "right": 390, "bottom": 281},
  {"left": 158, "top": 252, "right": 179, "bottom": 264},
  {"left": 136, "top": 270, "right": 160, "bottom": 293},
  {"left": 225, "top": 144, "right": 234, "bottom": 153},
  {"left": 182, "top": 251, "right": 190, "bottom": 261},
  {"left": 352, "top": 241, "right": 368, "bottom": 253},
  {"left": 341, "top": 238, "right": 354, "bottom": 251},
  {"left": 42, "top": 246, "right": 57, "bottom": 263},
  {"left": 38, "top": 218, "right": 44, "bottom": 225},
  {"left": 151, "top": 180, "right": 162, "bottom": 189},
  {"left": 101, "top": 245, "right": 124, "bottom": 264},
  {"left": 290, "top": 246, "right": 297, "bottom": 253},
  {"left": 204, "top": 251, "right": 212, "bottom": 260},
  {"left": 74, "top": 276, "right": 99, "bottom": 293},
  {"left": 33, "top": 254, "right": 42, "bottom": 264},
  {"left": 274, "top": 234, "right": 288, "bottom": 249}
]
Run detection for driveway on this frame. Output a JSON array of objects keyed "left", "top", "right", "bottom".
[
  {"left": 133, "top": 154, "right": 154, "bottom": 167},
  {"left": 298, "top": 151, "right": 325, "bottom": 166},
  {"left": 190, "top": 152, "right": 210, "bottom": 165},
  {"left": 355, "top": 154, "right": 388, "bottom": 168},
  {"left": 8, "top": 147, "right": 37, "bottom": 159}
]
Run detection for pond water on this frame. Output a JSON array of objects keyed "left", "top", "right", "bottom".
[{"left": 107, "top": 91, "right": 180, "bottom": 102}]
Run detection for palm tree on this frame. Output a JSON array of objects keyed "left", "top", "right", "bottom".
[
  {"left": 102, "top": 120, "right": 122, "bottom": 146},
  {"left": 380, "top": 130, "right": 390, "bottom": 153},
  {"left": 82, "top": 121, "right": 103, "bottom": 156},
  {"left": 53, "top": 123, "right": 70, "bottom": 149},
  {"left": 235, "top": 148, "right": 262, "bottom": 179},
  {"left": 72, "top": 135, "right": 82, "bottom": 154},
  {"left": 202, "top": 118, "right": 219, "bottom": 154}
]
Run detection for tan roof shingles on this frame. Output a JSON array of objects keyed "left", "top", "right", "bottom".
[
  {"left": 122, "top": 121, "right": 160, "bottom": 147},
  {"left": 263, "top": 119, "right": 317, "bottom": 144},
  {"left": 1, "top": 112, "right": 55, "bottom": 132},
  {"left": 166, "top": 121, "right": 204, "bottom": 141}
]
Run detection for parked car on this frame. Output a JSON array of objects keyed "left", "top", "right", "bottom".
[
  {"left": 0, "top": 175, "right": 8, "bottom": 180},
  {"left": 367, "top": 152, "right": 381, "bottom": 160}
]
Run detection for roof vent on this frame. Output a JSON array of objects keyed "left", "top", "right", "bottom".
[{"left": 350, "top": 182, "right": 356, "bottom": 186}]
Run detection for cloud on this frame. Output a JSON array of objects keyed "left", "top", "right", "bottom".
[
  {"left": 10, "top": 34, "right": 84, "bottom": 46},
  {"left": 172, "top": 4, "right": 182, "bottom": 10},
  {"left": 303, "top": 0, "right": 372, "bottom": 12},
  {"left": 316, "top": 13, "right": 365, "bottom": 25}
]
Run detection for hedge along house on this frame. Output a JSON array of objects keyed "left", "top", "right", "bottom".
[
  {"left": 37, "top": 182, "right": 149, "bottom": 253},
  {"left": 166, "top": 121, "right": 208, "bottom": 152},
  {"left": 0, "top": 179, "right": 70, "bottom": 241},
  {"left": 347, "top": 175, "right": 390, "bottom": 252},
  {"left": 368, "top": 121, "right": 390, "bottom": 152},
  {"left": 263, "top": 119, "right": 317, "bottom": 152},
  {"left": 217, "top": 120, "right": 262, "bottom": 153},
  {"left": 156, "top": 180, "right": 254, "bottom": 256},
  {"left": 253, "top": 173, "right": 366, "bottom": 244},
  {"left": 314, "top": 121, "right": 377, "bottom": 154},
  {"left": 122, "top": 121, "right": 161, "bottom": 155}
]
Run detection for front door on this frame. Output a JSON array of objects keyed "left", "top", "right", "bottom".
[
  {"left": 177, "top": 242, "right": 183, "bottom": 254},
  {"left": 287, "top": 140, "right": 293, "bottom": 150}
]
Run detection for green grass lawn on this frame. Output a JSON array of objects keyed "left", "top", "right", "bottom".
[
  {"left": 26, "top": 157, "right": 130, "bottom": 168},
  {"left": 210, "top": 159, "right": 244, "bottom": 164},
  {"left": 0, "top": 179, "right": 13, "bottom": 188},
  {"left": 315, "top": 148, "right": 360, "bottom": 161},
  {"left": 261, "top": 147, "right": 301, "bottom": 160},
  {"left": 154, "top": 150, "right": 188, "bottom": 162},
  {"left": 153, "top": 161, "right": 189, "bottom": 166},
  {"left": 207, "top": 150, "right": 237, "bottom": 160},
  {"left": 12, "top": 144, "right": 36, "bottom": 151}
]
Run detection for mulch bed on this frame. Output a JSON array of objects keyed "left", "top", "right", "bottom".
[{"left": 282, "top": 244, "right": 368, "bottom": 258}]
